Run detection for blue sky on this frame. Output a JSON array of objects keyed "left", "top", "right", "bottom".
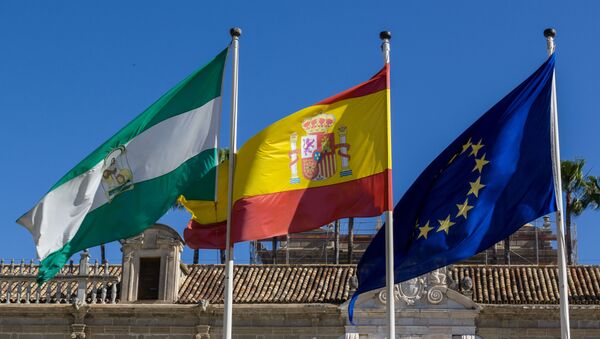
[{"left": 1, "top": 1, "right": 598, "bottom": 265}]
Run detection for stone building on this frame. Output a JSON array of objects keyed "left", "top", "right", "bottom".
[{"left": 0, "top": 224, "right": 599, "bottom": 339}]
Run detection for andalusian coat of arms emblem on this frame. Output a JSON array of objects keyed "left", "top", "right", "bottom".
[
  {"left": 100, "top": 145, "right": 134, "bottom": 201},
  {"left": 289, "top": 113, "right": 352, "bottom": 184}
]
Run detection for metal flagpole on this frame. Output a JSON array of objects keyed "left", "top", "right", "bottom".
[
  {"left": 223, "top": 26, "right": 241, "bottom": 339},
  {"left": 544, "top": 27, "right": 571, "bottom": 339},
  {"left": 380, "top": 30, "right": 395, "bottom": 339}
]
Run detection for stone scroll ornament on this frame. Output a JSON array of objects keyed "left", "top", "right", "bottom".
[{"left": 378, "top": 269, "right": 448, "bottom": 306}]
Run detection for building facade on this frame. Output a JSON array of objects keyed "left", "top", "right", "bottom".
[{"left": 0, "top": 224, "right": 598, "bottom": 339}]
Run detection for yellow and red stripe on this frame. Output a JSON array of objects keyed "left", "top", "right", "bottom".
[{"left": 185, "top": 65, "right": 391, "bottom": 248}]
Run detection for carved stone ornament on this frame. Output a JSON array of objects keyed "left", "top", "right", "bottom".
[
  {"left": 378, "top": 268, "right": 448, "bottom": 306},
  {"left": 460, "top": 276, "right": 474, "bottom": 298},
  {"left": 199, "top": 299, "right": 209, "bottom": 312},
  {"left": 195, "top": 325, "right": 210, "bottom": 339},
  {"left": 426, "top": 287, "right": 444, "bottom": 304},
  {"left": 70, "top": 324, "right": 86, "bottom": 339},
  {"left": 71, "top": 301, "right": 89, "bottom": 323},
  {"left": 70, "top": 299, "right": 89, "bottom": 338}
]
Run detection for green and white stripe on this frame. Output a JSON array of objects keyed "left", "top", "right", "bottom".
[{"left": 18, "top": 48, "right": 228, "bottom": 282}]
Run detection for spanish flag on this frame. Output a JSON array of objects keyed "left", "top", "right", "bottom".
[{"left": 184, "top": 65, "right": 392, "bottom": 248}]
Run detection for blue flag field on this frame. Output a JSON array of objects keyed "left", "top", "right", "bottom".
[{"left": 350, "top": 55, "right": 557, "bottom": 321}]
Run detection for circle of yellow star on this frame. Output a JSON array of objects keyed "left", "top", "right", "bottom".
[
  {"left": 469, "top": 139, "right": 484, "bottom": 157},
  {"left": 417, "top": 221, "right": 434, "bottom": 239},
  {"left": 473, "top": 153, "right": 490, "bottom": 173},
  {"left": 468, "top": 177, "right": 486, "bottom": 197},
  {"left": 436, "top": 215, "right": 456, "bottom": 234},
  {"left": 456, "top": 198, "right": 474, "bottom": 219},
  {"left": 417, "top": 137, "right": 489, "bottom": 240}
]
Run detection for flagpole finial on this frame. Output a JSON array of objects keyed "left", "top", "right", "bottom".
[
  {"left": 544, "top": 28, "right": 556, "bottom": 38},
  {"left": 380, "top": 31, "right": 391, "bottom": 64},
  {"left": 544, "top": 28, "right": 556, "bottom": 55},
  {"left": 230, "top": 27, "right": 242, "bottom": 38}
]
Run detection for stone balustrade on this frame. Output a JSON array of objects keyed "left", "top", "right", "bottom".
[{"left": 0, "top": 252, "right": 120, "bottom": 305}]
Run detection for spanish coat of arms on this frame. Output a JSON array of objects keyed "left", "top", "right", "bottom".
[{"left": 288, "top": 113, "right": 352, "bottom": 183}]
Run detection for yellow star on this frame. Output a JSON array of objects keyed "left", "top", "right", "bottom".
[
  {"left": 456, "top": 198, "right": 474, "bottom": 219},
  {"left": 472, "top": 153, "right": 490, "bottom": 173},
  {"left": 447, "top": 152, "right": 459, "bottom": 165},
  {"left": 415, "top": 220, "right": 420, "bottom": 229},
  {"left": 461, "top": 138, "right": 472, "bottom": 154},
  {"left": 437, "top": 215, "right": 456, "bottom": 234},
  {"left": 468, "top": 177, "right": 486, "bottom": 197},
  {"left": 417, "top": 221, "right": 434, "bottom": 239},
  {"left": 469, "top": 139, "right": 484, "bottom": 157}
]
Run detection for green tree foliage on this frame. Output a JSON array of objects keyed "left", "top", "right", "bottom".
[{"left": 561, "top": 159, "right": 600, "bottom": 264}]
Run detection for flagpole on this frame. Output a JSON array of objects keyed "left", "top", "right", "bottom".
[
  {"left": 544, "top": 27, "right": 571, "bottom": 339},
  {"left": 223, "top": 26, "right": 241, "bottom": 339},
  {"left": 380, "top": 30, "right": 395, "bottom": 339}
]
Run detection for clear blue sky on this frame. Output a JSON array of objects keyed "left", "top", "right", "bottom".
[{"left": 1, "top": 1, "right": 598, "bottom": 265}]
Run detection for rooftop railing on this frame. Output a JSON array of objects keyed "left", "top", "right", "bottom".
[{"left": 0, "top": 251, "right": 119, "bottom": 304}]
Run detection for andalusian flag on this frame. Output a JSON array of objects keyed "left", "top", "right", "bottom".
[
  {"left": 184, "top": 64, "right": 392, "bottom": 248},
  {"left": 18, "top": 48, "right": 228, "bottom": 282}
]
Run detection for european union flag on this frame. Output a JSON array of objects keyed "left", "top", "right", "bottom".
[{"left": 350, "top": 55, "right": 557, "bottom": 321}]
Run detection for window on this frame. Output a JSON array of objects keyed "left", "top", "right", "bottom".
[{"left": 137, "top": 257, "right": 161, "bottom": 300}]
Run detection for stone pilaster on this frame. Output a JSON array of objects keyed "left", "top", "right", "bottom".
[{"left": 70, "top": 301, "right": 89, "bottom": 339}]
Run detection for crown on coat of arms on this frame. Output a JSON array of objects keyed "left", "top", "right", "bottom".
[{"left": 301, "top": 113, "right": 335, "bottom": 134}]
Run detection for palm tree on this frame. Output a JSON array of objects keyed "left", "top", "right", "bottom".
[{"left": 561, "top": 159, "right": 600, "bottom": 264}]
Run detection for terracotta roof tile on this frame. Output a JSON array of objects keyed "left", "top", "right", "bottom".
[
  {"left": 177, "top": 264, "right": 356, "bottom": 304},
  {"left": 449, "top": 265, "right": 600, "bottom": 305}
]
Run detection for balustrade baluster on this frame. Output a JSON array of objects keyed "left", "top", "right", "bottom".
[
  {"left": 16, "top": 282, "right": 22, "bottom": 304},
  {"left": 100, "top": 282, "right": 107, "bottom": 304},
  {"left": 6, "top": 282, "right": 11, "bottom": 303},
  {"left": 46, "top": 283, "right": 51, "bottom": 303},
  {"left": 25, "top": 282, "right": 31, "bottom": 304},
  {"left": 68, "top": 281, "right": 73, "bottom": 303},
  {"left": 111, "top": 282, "right": 117, "bottom": 304},
  {"left": 72, "top": 280, "right": 78, "bottom": 303},
  {"left": 57, "top": 282, "right": 62, "bottom": 303},
  {"left": 91, "top": 283, "right": 97, "bottom": 304},
  {"left": 35, "top": 284, "right": 40, "bottom": 303},
  {"left": 73, "top": 281, "right": 77, "bottom": 303}
]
